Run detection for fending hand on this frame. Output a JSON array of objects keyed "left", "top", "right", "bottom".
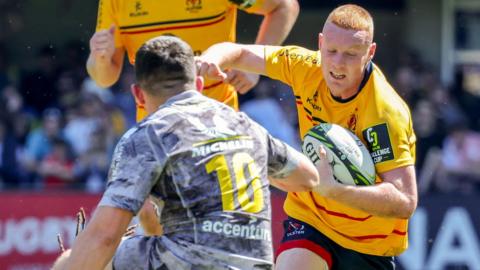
[
  {"left": 225, "top": 70, "right": 259, "bottom": 94},
  {"left": 195, "top": 56, "right": 228, "bottom": 81}
]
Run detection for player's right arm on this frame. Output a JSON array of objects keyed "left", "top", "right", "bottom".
[
  {"left": 87, "top": 0, "right": 125, "bottom": 88},
  {"left": 197, "top": 43, "right": 274, "bottom": 80},
  {"left": 268, "top": 147, "right": 320, "bottom": 192},
  {"left": 263, "top": 130, "right": 319, "bottom": 192},
  {"left": 198, "top": 43, "right": 310, "bottom": 89}
]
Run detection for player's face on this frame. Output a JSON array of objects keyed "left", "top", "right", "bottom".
[{"left": 319, "top": 22, "right": 376, "bottom": 99}]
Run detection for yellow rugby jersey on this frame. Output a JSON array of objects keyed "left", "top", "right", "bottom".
[
  {"left": 265, "top": 46, "right": 416, "bottom": 256},
  {"left": 96, "top": 0, "right": 263, "bottom": 120}
]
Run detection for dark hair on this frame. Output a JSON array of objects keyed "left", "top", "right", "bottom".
[{"left": 135, "top": 36, "right": 196, "bottom": 95}]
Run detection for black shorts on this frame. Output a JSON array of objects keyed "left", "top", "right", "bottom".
[{"left": 276, "top": 217, "right": 395, "bottom": 270}]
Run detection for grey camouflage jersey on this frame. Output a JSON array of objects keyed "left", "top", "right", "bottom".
[{"left": 99, "top": 90, "right": 297, "bottom": 269}]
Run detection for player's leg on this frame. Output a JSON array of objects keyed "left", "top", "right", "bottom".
[
  {"left": 275, "top": 217, "right": 333, "bottom": 270},
  {"left": 275, "top": 248, "right": 329, "bottom": 270}
]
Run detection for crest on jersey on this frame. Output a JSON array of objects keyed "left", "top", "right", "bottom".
[
  {"left": 129, "top": 1, "right": 148, "bottom": 17},
  {"left": 186, "top": 0, "right": 202, "bottom": 12}
]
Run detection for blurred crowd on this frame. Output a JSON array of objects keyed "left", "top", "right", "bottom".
[
  {"left": 394, "top": 51, "right": 480, "bottom": 194},
  {"left": 0, "top": 41, "right": 479, "bottom": 194},
  {"left": 0, "top": 42, "right": 136, "bottom": 192}
]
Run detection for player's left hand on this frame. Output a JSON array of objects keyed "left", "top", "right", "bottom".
[
  {"left": 225, "top": 70, "right": 259, "bottom": 94},
  {"left": 313, "top": 145, "right": 340, "bottom": 197}
]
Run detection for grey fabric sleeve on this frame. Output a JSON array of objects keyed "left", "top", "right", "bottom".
[
  {"left": 99, "top": 126, "right": 165, "bottom": 215},
  {"left": 266, "top": 133, "right": 302, "bottom": 179}
]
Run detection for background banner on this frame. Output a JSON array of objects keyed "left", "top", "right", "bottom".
[{"left": 1, "top": 191, "right": 479, "bottom": 270}]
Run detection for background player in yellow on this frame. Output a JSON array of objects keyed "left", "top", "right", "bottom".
[
  {"left": 197, "top": 4, "right": 417, "bottom": 270},
  {"left": 88, "top": 0, "right": 299, "bottom": 121}
]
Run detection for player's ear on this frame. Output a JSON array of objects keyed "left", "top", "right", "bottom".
[
  {"left": 318, "top": 33, "right": 323, "bottom": 50},
  {"left": 130, "top": 83, "right": 146, "bottom": 107},
  {"left": 195, "top": 76, "right": 204, "bottom": 93},
  {"left": 368, "top": 42, "right": 376, "bottom": 61}
]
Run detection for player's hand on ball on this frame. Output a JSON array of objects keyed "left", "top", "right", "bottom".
[
  {"left": 89, "top": 25, "right": 116, "bottom": 62},
  {"left": 313, "top": 145, "right": 339, "bottom": 197},
  {"left": 225, "top": 70, "right": 259, "bottom": 94},
  {"left": 195, "top": 57, "right": 228, "bottom": 81}
]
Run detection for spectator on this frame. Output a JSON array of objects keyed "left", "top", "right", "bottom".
[
  {"left": 0, "top": 117, "right": 24, "bottom": 188},
  {"left": 439, "top": 120, "right": 480, "bottom": 193},
  {"left": 38, "top": 137, "right": 75, "bottom": 190},
  {"left": 412, "top": 99, "right": 445, "bottom": 173},
  {"left": 64, "top": 94, "right": 104, "bottom": 156},
  {"left": 23, "top": 108, "right": 64, "bottom": 185},
  {"left": 74, "top": 127, "right": 112, "bottom": 193}
]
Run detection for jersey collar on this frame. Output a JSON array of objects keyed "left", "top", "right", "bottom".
[
  {"left": 330, "top": 61, "right": 373, "bottom": 103},
  {"left": 162, "top": 89, "right": 201, "bottom": 107}
]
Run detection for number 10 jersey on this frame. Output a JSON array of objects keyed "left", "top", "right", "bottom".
[{"left": 99, "top": 90, "right": 297, "bottom": 268}]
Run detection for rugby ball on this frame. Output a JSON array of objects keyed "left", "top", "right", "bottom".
[{"left": 302, "top": 123, "right": 376, "bottom": 186}]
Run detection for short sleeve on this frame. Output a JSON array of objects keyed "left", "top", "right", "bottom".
[
  {"left": 98, "top": 126, "right": 166, "bottom": 214},
  {"left": 363, "top": 107, "right": 416, "bottom": 174},
  {"left": 95, "top": 0, "right": 123, "bottom": 47},
  {"left": 264, "top": 46, "right": 321, "bottom": 93}
]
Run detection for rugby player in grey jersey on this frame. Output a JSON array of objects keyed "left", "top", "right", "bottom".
[{"left": 56, "top": 35, "right": 323, "bottom": 270}]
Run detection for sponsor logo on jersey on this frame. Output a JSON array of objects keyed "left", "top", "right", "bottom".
[
  {"left": 278, "top": 49, "right": 320, "bottom": 65},
  {"left": 286, "top": 221, "right": 305, "bottom": 237},
  {"left": 186, "top": 0, "right": 202, "bottom": 12},
  {"left": 306, "top": 90, "right": 322, "bottom": 112},
  {"left": 363, "top": 123, "right": 394, "bottom": 163},
  {"left": 192, "top": 136, "right": 254, "bottom": 157},
  {"left": 201, "top": 220, "right": 271, "bottom": 241},
  {"left": 130, "top": 1, "right": 149, "bottom": 17}
]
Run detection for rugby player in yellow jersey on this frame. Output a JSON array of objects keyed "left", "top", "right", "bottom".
[
  {"left": 197, "top": 4, "right": 417, "bottom": 270},
  {"left": 88, "top": 0, "right": 299, "bottom": 120}
]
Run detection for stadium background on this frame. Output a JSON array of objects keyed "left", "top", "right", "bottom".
[{"left": 1, "top": 0, "right": 479, "bottom": 269}]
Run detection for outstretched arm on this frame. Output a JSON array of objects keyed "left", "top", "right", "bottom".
[
  {"left": 198, "top": 43, "right": 281, "bottom": 80},
  {"left": 269, "top": 149, "right": 319, "bottom": 192},
  {"left": 61, "top": 206, "right": 132, "bottom": 270}
]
